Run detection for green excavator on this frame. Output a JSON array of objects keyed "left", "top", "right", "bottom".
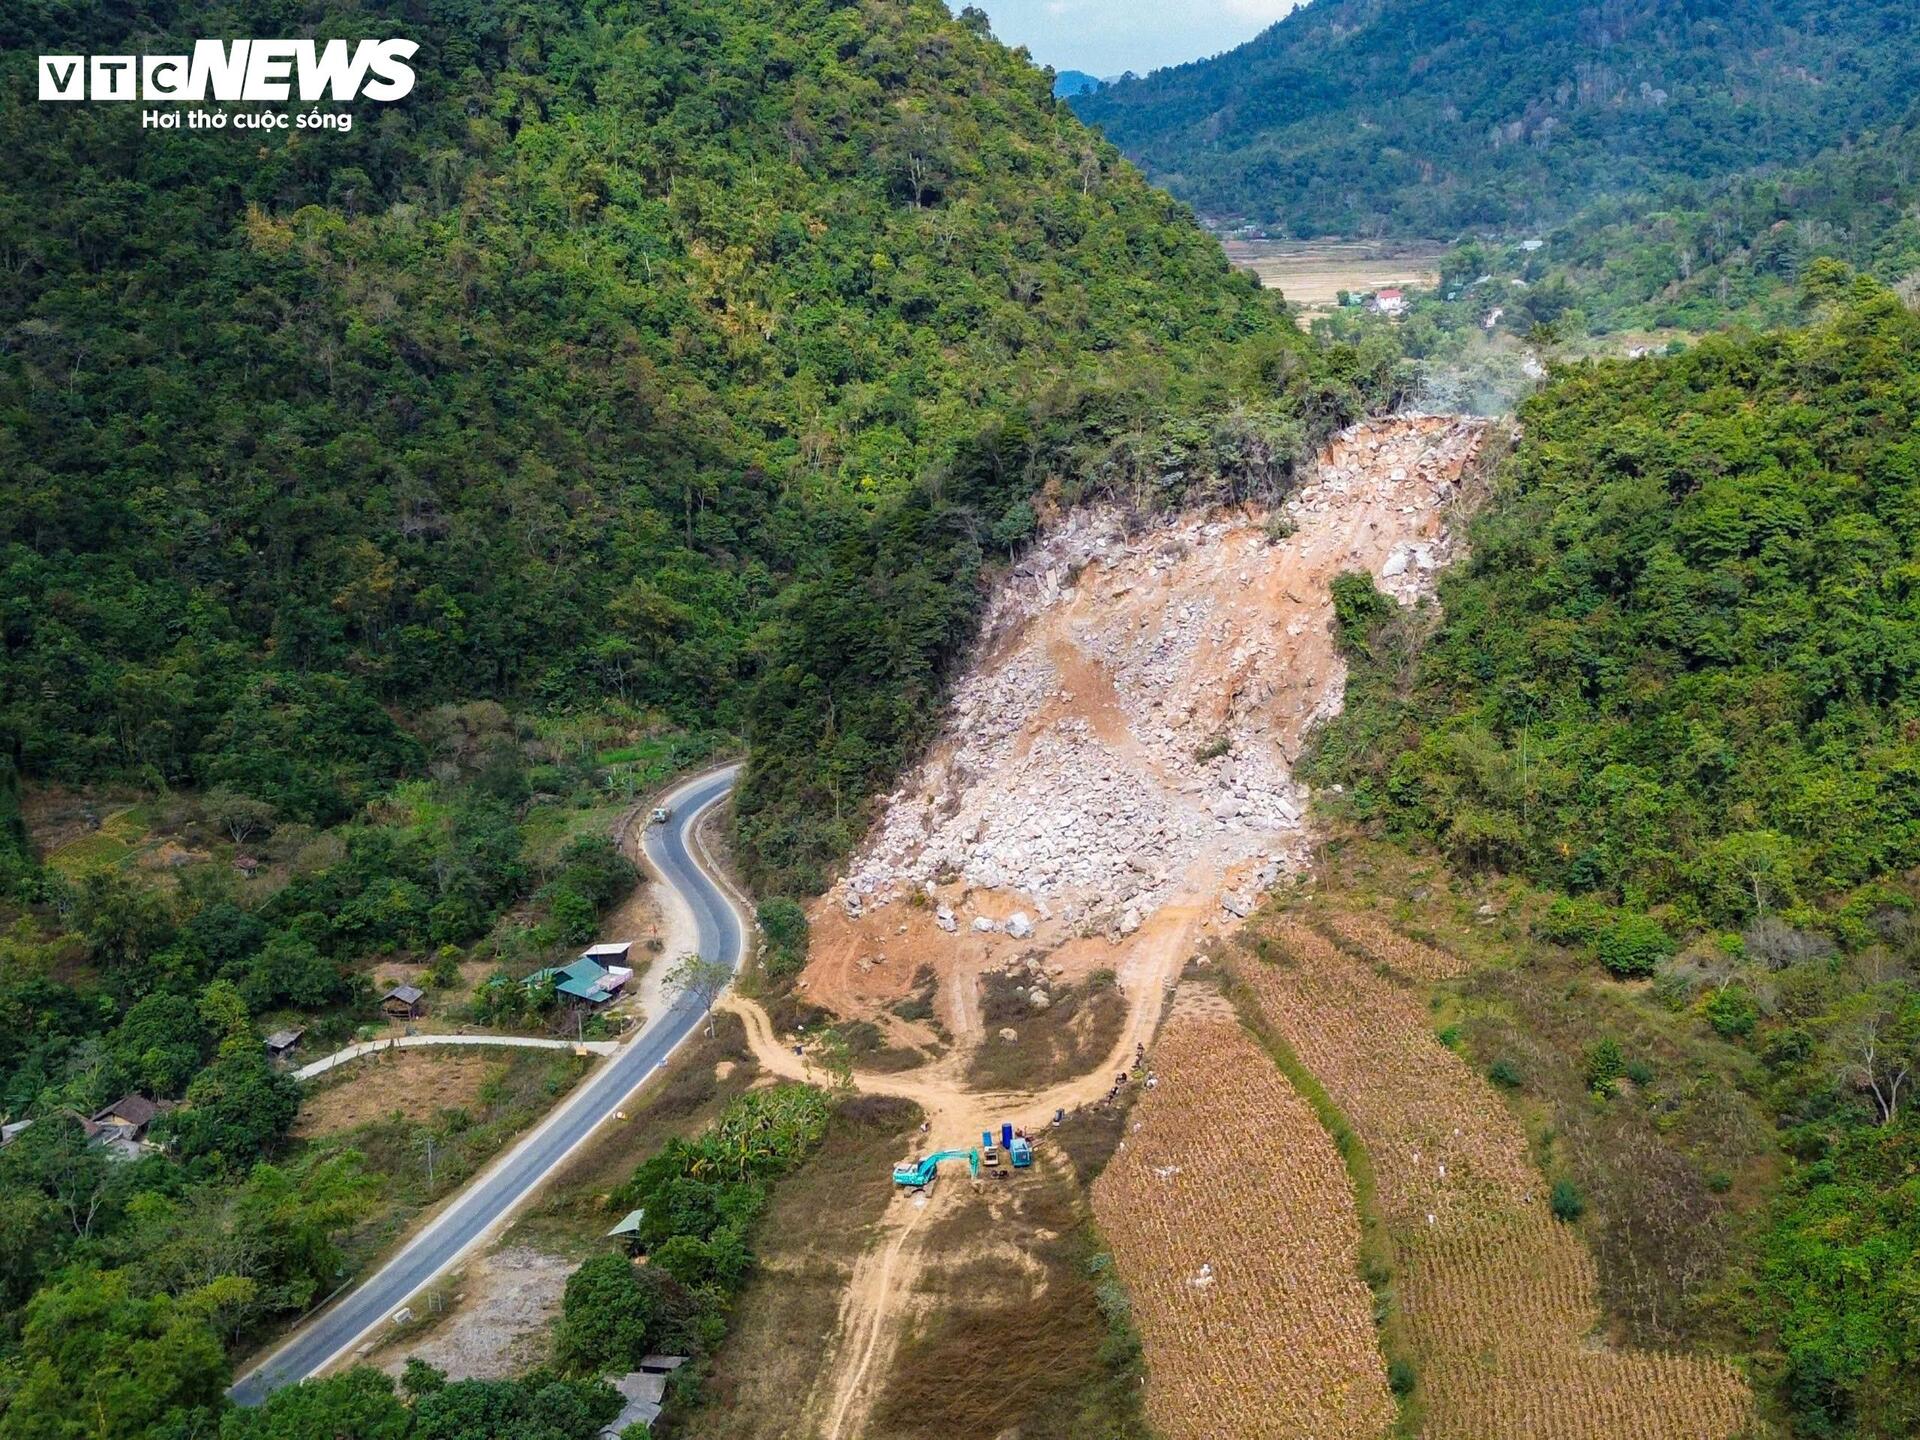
[{"left": 891, "top": 1148, "right": 980, "bottom": 1188}]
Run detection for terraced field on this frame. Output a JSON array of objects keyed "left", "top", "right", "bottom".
[
  {"left": 1093, "top": 994, "right": 1395, "bottom": 1440},
  {"left": 1237, "top": 916, "right": 1752, "bottom": 1440}
]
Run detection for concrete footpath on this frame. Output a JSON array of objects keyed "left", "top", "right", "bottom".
[{"left": 293, "top": 1033, "right": 618, "bottom": 1082}]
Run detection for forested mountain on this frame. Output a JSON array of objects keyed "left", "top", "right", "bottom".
[
  {"left": 1071, "top": 0, "right": 1920, "bottom": 237},
  {"left": 1495, "top": 114, "right": 1920, "bottom": 332},
  {"left": 0, "top": 0, "right": 1395, "bottom": 897}
]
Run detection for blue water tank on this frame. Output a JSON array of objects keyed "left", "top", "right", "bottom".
[{"left": 1001, "top": 1122, "right": 1014, "bottom": 1149}]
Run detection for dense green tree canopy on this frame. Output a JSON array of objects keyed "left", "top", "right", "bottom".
[
  {"left": 0, "top": 0, "right": 1375, "bottom": 894},
  {"left": 1315, "top": 284, "right": 1920, "bottom": 929}
]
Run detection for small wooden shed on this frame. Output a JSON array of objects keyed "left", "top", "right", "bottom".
[{"left": 380, "top": 984, "right": 425, "bottom": 1020}]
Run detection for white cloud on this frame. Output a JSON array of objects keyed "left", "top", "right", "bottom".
[
  {"left": 1221, "top": 0, "right": 1299, "bottom": 20},
  {"left": 985, "top": 0, "right": 1299, "bottom": 76}
]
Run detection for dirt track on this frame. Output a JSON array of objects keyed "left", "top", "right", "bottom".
[{"left": 725, "top": 900, "right": 1197, "bottom": 1439}]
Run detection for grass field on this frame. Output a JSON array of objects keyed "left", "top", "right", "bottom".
[{"left": 967, "top": 968, "right": 1128, "bottom": 1091}]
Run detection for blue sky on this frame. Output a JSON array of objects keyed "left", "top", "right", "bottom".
[{"left": 975, "top": 0, "right": 1301, "bottom": 78}]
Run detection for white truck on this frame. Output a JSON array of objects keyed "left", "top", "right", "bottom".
[{"left": 649, "top": 805, "right": 671, "bottom": 825}]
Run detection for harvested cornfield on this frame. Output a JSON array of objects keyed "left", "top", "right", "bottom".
[
  {"left": 1248, "top": 920, "right": 1536, "bottom": 1226},
  {"left": 1239, "top": 917, "right": 1750, "bottom": 1440},
  {"left": 1322, "top": 911, "right": 1467, "bottom": 983},
  {"left": 1093, "top": 1000, "right": 1395, "bottom": 1440}
]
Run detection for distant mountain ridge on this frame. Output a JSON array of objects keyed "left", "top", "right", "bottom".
[
  {"left": 1072, "top": 0, "right": 1920, "bottom": 237},
  {"left": 1052, "top": 69, "right": 1103, "bottom": 98}
]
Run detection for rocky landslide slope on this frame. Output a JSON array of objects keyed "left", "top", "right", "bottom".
[{"left": 803, "top": 415, "right": 1488, "bottom": 1030}]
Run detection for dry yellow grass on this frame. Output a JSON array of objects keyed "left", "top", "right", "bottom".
[
  {"left": 1239, "top": 916, "right": 1751, "bottom": 1440},
  {"left": 293, "top": 1050, "right": 499, "bottom": 1137},
  {"left": 1093, "top": 1004, "right": 1395, "bottom": 1440}
]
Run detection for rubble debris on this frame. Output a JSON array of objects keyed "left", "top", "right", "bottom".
[{"left": 820, "top": 416, "right": 1486, "bottom": 944}]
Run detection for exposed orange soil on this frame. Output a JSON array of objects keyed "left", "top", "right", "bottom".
[
  {"left": 799, "top": 416, "right": 1488, "bottom": 1045},
  {"left": 1238, "top": 916, "right": 1751, "bottom": 1440},
  {"left": 1093, "top": 996, "right": 1395, "bottom": 1440}
]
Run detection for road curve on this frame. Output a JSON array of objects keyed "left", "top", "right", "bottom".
[{"left": 231, "top": 763, "right": 748, "bottom": 1406}]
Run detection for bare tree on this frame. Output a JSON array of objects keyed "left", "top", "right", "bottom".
[
  {"left": 667, "top": 952, "right": 732, "bottom": 1036},
  {"left": 18, "top": 1118, "right": 113, "bottom": 1238},
  {"left": 1830, "top": 986, "right": 1920, "bottom": 1125}
]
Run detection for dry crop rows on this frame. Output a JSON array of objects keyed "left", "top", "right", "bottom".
[
  {"left": 1093, "top": 1004, "right": 1395, "bottom": 1440},
  {"left": 1322, "top": 911, "right": 1466, "bottom": 983},
  {"left": 1238, "top": 915, "right": 1750, "bottom": 1440},
  {"left": 1249, "top": 920, "right": 1536, "bottom": 1226}
]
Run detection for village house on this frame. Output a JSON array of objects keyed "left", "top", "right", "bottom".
[
  {"left": 1369, "top": 287, "right": 1407, "bottom": 316},
  {"left": 596, "top": 1357, "right": 686, "bottom": 1439},
  {"left": 264, "top": 1026, "right": 307, "bottom": 1061},
  {"left": 85, "top": 1094, "right": 167, "bottom": 1162},
  {"left": 380, "top": 984, "right": 426, "bottom": 1020},
  {"left": 525, "top": 953, "right": 634, "bottom": 1008}
]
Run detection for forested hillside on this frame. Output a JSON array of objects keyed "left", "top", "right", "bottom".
[
  {"left": 0, "top": 0, "right": 1395, "bottom": 893},
  {"left": 1465, "top": 115, "right": 1920, "bottom": 334},
  {"left": 1314, "top": 281, "right": 1920, "bottom": 1436},
  {"left": 1072, "top": 0, "right": 1920, "bottom": 236}
]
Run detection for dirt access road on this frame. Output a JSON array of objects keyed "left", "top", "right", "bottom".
[{"left": 723, "top": 902, "right": 1198, "bottom": 1439}]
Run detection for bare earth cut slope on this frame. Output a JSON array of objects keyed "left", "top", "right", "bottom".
[
  {"left": 1238, "top": 917, "right": 1752, "bottom": 1440},
  {"left": 1094, "top": 992, "right": 1395, "bottom": 1440}
]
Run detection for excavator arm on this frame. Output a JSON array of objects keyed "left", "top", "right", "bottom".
[{"left": 891, "top": 1148, "right": 982, "bottom": 1186}]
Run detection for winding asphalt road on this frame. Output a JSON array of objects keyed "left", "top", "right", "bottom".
[{"left": 231, "top": 763, "right": 747, "bottom": 1406}]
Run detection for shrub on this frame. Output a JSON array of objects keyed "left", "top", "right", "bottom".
[
  {"left": 1597, "top": 913, "right": 1674, "bottom": 977},
  {"left": 1329, "top": 572, "right": 1396, "bottom": 655},
  {"left": 757, "top": 898, "right": 810, "bottom": 981},
  {"left": 1583, "top": 1036, "right": 1626, "bottom": 1096},
  {"left": 1486, "top": 1058, "right": 1523, "bottom": 1088},
  {"left": 1533, "top": 894, "right": 1605, "bottom": 947},
  {"left": 424, "top": 947, "right": 464, "bottom": 989},
  {"left": 1705, "top": 985, "right": 1758, "bottom": 1038},
  {"left": 1192, "top": 733, "right": 1232, "bottom": 763},
  {"left": 1549, "top": 1178, "right": 1586, "bottom": 1222},
  {"left": 1388, "top": 1358, "right": 1417, "bottom": 1396}
]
